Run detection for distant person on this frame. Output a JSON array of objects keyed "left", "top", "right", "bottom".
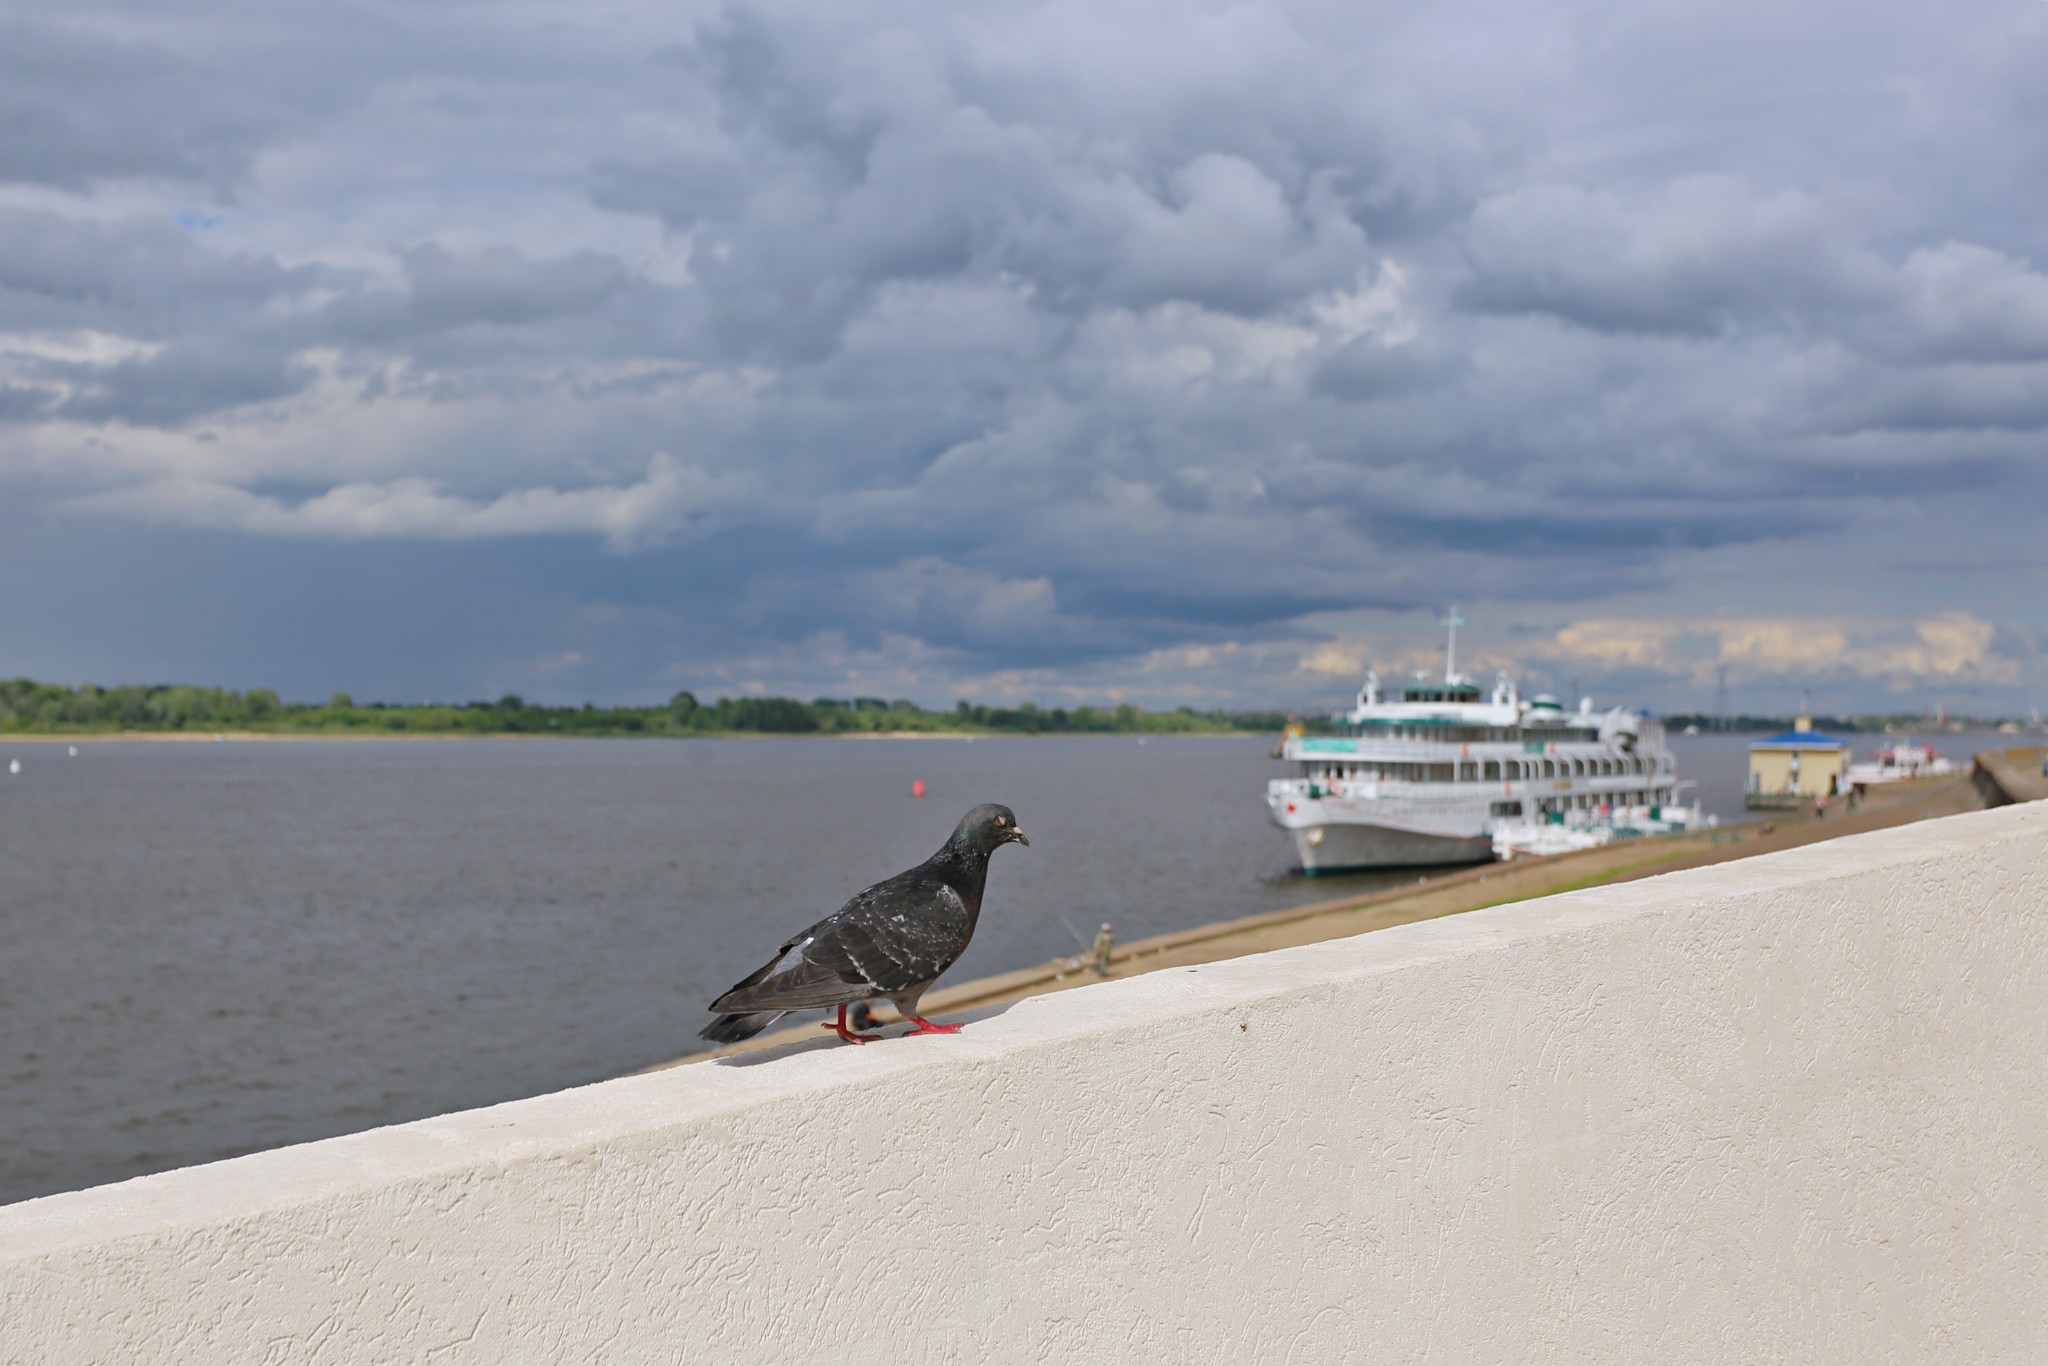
[
  {"left": 848, "top": 1001, "right": 881, "bottom": 1033},
  {"left": 1813, "top": 794, "right": 1826, "bottom": 820},
  {"left": 1091, "top": 922, "right": 1116, "bottom": 976}
]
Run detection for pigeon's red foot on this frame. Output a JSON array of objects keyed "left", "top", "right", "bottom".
[
  {"left": 822, "top": 1004, "right": 882, "bottom": 1045},
  {"left": 904, "top": 1016, "right": 962, "bottom": 1036}
]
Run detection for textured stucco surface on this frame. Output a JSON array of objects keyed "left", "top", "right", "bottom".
[{"left": 3, "top": 802, "right": 2045, "bottom": 1364}]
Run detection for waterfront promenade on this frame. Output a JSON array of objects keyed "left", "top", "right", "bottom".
[{"left": 5, "top": 786, "right": 2043, "bottom": 1361}]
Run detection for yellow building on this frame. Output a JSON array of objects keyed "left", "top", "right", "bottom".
[{"left": 1747, "top": 719, "right": 1847, "bottom": 808}]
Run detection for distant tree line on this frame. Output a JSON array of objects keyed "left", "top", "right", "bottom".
[
  {"left": 0, "top": 678, "right": 1303, "bottom": 738},
  {"left": 10, "top": 680, "right": 2022, "bottom": 738}
]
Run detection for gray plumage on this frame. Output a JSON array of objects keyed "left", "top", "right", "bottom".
[{"left": 700, "top": 803, "right": 1028, "bottom": 1044}]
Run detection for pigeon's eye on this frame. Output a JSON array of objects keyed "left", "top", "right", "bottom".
[{"left": 994, "top": 815, "right": 1006, "bottom": 826}]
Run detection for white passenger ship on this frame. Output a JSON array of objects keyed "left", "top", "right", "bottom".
[{"left": 1267, "top": 622, "right": 1697, "bottom": 872}]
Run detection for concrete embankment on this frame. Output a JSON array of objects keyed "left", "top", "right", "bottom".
[
  {"left": 656, "top": 763, "right": 1996, "bottom": 1067},
  {"left": 9, "top": 798, "right": 2046, "bottom": 1362},
  {"left": 1974, "top": 744, "right": 2048, "bottom": 806}
]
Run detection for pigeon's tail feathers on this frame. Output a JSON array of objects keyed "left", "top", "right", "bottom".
[{"left": 699, "top": 1010, "right": 786, "bottom": 1045}]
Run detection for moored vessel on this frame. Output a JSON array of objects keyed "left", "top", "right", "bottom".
[
  {"left": 1845, "top": 739, "right": 1957, "bottom": 789},
  {"left": 1267, "top": 616, "right": 1705, "bottom": 873}
]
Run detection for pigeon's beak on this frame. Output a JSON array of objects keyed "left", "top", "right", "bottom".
[{"left": 1008, "top": 828, "right": 1030, "bottom": 847}]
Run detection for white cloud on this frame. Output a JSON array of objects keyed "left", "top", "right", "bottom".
[{"left": 60, "top": 454, "right": 747, "bottom": 552}]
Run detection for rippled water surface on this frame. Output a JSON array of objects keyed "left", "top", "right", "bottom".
[{"left": 0, "top": 729, "right": 2007, "bottom": 1203}]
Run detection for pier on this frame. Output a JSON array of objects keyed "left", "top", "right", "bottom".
[{"left": 1974, "top": 743, "right": 2048, "bottom": 806}]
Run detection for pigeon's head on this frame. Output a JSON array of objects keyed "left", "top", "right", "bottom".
[{"left": 951, "top": 803, "right": 1029, "bottom": 855}]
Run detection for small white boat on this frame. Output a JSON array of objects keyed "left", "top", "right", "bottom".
[
  {"left": 1845, "top": 740, "right": 1957, "bottom": 788},
  {"left": 1491, "top": 801, "right": 1716, "bottom": 860}
]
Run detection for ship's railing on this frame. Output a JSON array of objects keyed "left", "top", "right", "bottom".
[
  {"left": 1269, "top": 774, "right": 1680, "bottom": 802},
  {"left": 1288, "top": 738, "right": 1639, "bottom": 763},
  {"left": 1269, "top": 777, "right": 1397, "bottom": 800}
]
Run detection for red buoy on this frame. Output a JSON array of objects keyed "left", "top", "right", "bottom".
[{"left": 912, "top": 779, "right": 926, "bottom": 798}]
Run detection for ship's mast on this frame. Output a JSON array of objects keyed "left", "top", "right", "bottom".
[{"left": 1442, "top": 607, "right": 1464, "bottom": 684}]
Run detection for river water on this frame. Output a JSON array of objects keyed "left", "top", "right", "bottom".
[{"left": 0, "top": 728, "right": 2009, "bottom": 1204}]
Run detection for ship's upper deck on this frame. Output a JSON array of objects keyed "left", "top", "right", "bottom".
[{"left": 1292, "top": 663, "right": 1662, "bottom": 763}]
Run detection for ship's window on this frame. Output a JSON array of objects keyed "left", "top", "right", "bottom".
[
  {"left": 1482, "top": 760, "right": 1499, "bottom": 780},
  {"left": 1490, "top": 800, "right": 1523, "bottom": 816}
]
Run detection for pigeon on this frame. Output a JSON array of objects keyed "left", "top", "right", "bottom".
[{"left": 700, "top": 803, "right": 1029, "bottom": 1046}]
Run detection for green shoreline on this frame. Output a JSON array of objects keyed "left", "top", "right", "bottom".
[
  {"left": 0, "top": 679, "right": 1289, "bottom": 741},
  {"left": 9, "top": 679, "right": 2035, "bottom": 743}
]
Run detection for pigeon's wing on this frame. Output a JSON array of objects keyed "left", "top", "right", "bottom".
[
  {"left": 707, "top": 927, "right": 872, "bottom": 1012},
  {"left": 708, "top": 868, "right": 971, "bottom": 1012},
  {"left": 825, "top": 868, "right": 975, "bottom": 989}
]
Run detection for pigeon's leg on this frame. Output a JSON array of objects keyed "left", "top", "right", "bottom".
[
  {"left": 886, "top": 988, "right": 960, "bottom": 1036},
  {"left": 820, "top": 1003, "right": 882, "bottom": 1045}
]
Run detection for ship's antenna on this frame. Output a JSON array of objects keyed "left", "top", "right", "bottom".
[{"left": 1442, "top": 606, "right": 1464, "bottom": 684}]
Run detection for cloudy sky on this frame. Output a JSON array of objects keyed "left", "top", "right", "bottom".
[{"left": 3, "top": 0, "right": 2044, "bottom": 716}]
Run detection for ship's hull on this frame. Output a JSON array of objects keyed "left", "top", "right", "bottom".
[
  {"left": 1291, "top": 817, "right": 1495, "bottom": 873},
  {"left": 1270, "top": 772, "right": 1681, "bottom": 873}
]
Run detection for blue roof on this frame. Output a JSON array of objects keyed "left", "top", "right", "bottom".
[{"left": 1751, "top": 730, "right": 1846, "bottom": 749}]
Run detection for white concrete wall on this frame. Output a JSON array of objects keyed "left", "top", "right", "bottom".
[{"left": 4, "top": 803, "right": 2046, "bottom": 1365}]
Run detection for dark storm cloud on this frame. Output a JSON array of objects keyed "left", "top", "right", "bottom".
[
  {"left": 1809, "top": 364, "right": 2048, "bottom": 436},
  {"left": 1, "top": 0, "right": 2044, "bottom": 710},
  {"left": 0, "top": 19, "right": 273, "bottom": 191},
  {"left": 0, "top": 206, "right": 316, "bottom": 336},
  {"left": 1455, "top": 177, "right": 1889, "bottom": 337},
  {"left": 1310, "top": 337, "right": 1461, "bottom": 401},
  {"left": 51, "top": 338, "right": 316, "bottom": 427},
  {"left": 324, "top": 246, "right": 630, "bottom": 345}
]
